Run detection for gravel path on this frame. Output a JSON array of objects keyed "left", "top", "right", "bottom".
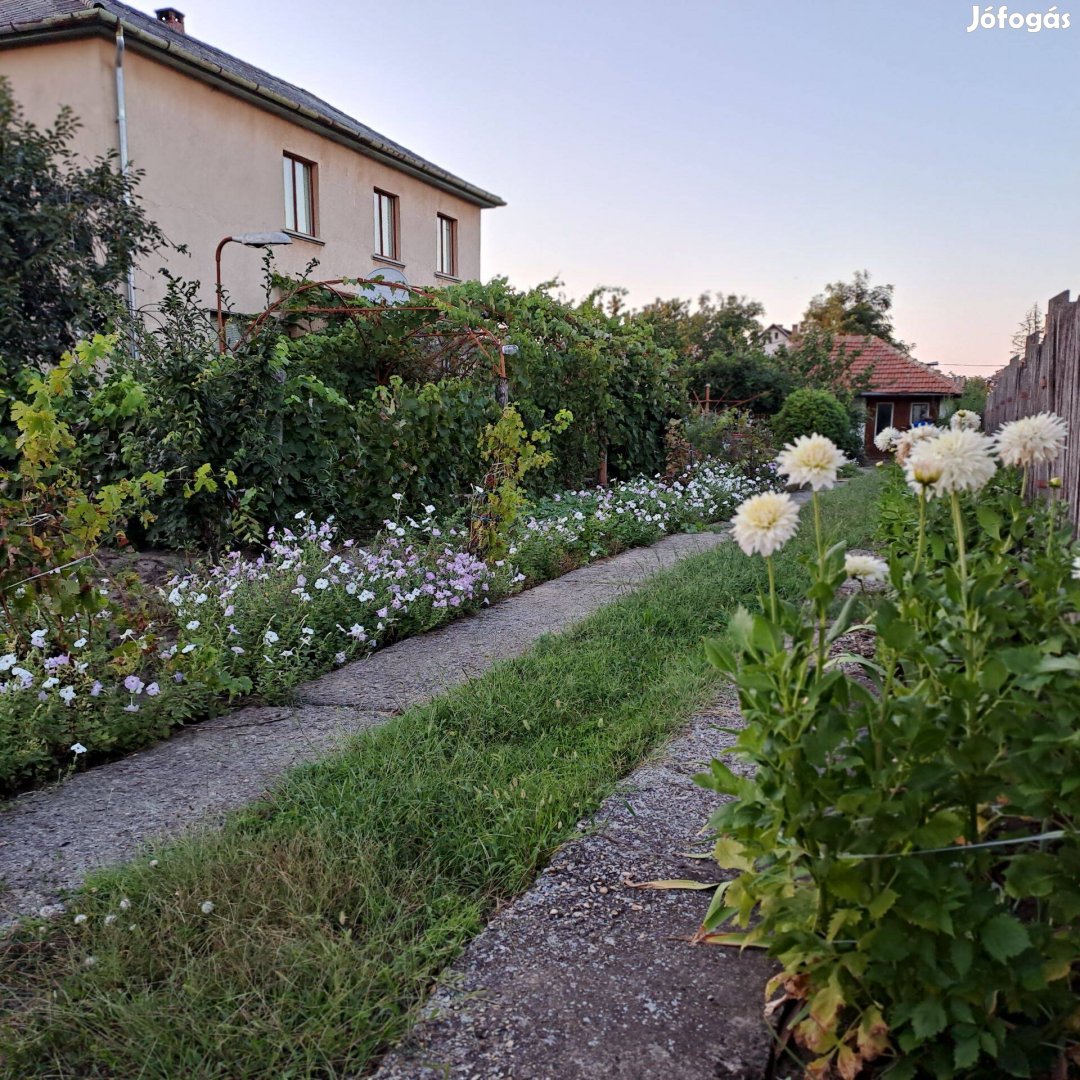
[
  {"left": 371, "top": 686, "right": 776, "bottom": 1080},
  {"left": 0, "top": 529, "right": 736, "bottom": 924}
]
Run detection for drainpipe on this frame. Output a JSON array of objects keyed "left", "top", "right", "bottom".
[{"left": 114, "top": 25, "right": 139, "bottom": 354}]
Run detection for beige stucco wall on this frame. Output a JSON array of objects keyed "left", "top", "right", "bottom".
[{"left": 1, "top": 34, "right": 484, "bottom": 314}]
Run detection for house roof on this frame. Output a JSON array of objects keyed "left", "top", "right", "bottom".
[
  {"left": 832, "top": 335, "right": 961, "bottom": 397},
  {"left": 0, "top": 0, "right": 505, "bottom": 209}
]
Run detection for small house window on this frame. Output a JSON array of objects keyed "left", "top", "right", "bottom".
[
  {"left": 874, "top": 401, "right": 894, "bottom": 435},
  {"left": 910, "top": 402, "right": 932, "bottom": 424},
  {"left": 283, "top": 153, "right": 316, "bottom": 236},
  {"left": 436, "top": 213, "right": 457, "bottom": 276},
  {"left": 373, "top": 189, "right": 399, "bottom": 260}
]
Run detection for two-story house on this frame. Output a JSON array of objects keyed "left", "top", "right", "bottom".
[{"left": 0, "top": 1, "right": 504, "bottom": 316}]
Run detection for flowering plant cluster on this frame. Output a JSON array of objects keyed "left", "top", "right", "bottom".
[
  {"left": 512, "top": 459, "right": 765, "bottom": 581},
  {"left": 699, "top": 424, "right": 1080, "bottom": 1079},
  {"left": 1, "top": 456, "right": 766, "bottom": 792}
]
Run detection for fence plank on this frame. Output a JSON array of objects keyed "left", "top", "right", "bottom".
[{"left": 985, "top": 289, "right": 1077, "bottom": 528}]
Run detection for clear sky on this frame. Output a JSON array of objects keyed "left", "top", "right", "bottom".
[{"left": 161, "top": 0, "right": 1077, "bottom": 376}]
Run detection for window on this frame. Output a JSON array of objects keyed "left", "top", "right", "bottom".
[
  {"left": 910, "top": 402, "right": 931, "bottom": 424},
  {"left": 373, "top": 189, "right": 399, "bottom": 259},
  {"left": 436, "top": 213, "right": 457, "bottom": 276},
  {"left": 874, "top": 401, "right": 894, "bottom": 436},
  {"left": 283, "top": 153, "right": 316, "bottom": 236}
]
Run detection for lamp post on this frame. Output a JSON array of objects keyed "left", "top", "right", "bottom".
[{"left": 215, "top": 231, "right": 293, "bottom": 352}]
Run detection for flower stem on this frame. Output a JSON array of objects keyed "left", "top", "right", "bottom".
[
  {"left": 766, "top": 555, "right": 777, "bottom": 622},
  {"left": 915, "top": 491, "right": 927, "bottom": 574},
  {"left": 950, "top": 491, "right": 967, "bottom": 583},
  {"left": 812, "top": 491, "right": 827, "bottom": 672}
]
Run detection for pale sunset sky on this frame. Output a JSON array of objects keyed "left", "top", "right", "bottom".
[{"left": 146, "top": 0, "right": 1076, "bottom": 376}]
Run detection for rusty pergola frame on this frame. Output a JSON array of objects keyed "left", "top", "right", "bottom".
[{"left": 232, "top": 276, "right": 510, "bottom": 397}]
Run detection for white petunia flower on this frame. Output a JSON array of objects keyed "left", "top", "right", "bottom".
[
  {"left": 775, "top": 434, "right": 847, "bottom": 491},
  {"left": 200, "top": 901, "right": 215, "bottom": 915},
  {"left": 71, "top": 742, "right": 88, "bottom": 755},
  {"left": 874, "top": 426, "right": 901, "bottom": 453},
  {"left": 264, "top": 630, "right": 279, "bottom": 644},
  {"left": 905, "top": 429, "right": 997, "bottom": 497},
  {"left": 731, "top": 492, "right": 801, "bottom": 557},
  {"left": 30, "top": 629, "right": 48, "bottom": 649},
  {"left": 73, "top": 913, "right": 88, "bottom": 924},
  {"left": 844, "top": 554, "right": 889, "bottom": 583},
  {"left": 995, "top": 412, "right": 1068, "bottom": 468}
]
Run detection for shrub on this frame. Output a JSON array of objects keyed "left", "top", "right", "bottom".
[
  {"left": 772, "top": 387, "right": 860, "bottom": 459},
  {"left": 700, "top": 438, "right": 1080, "bottom": 1079}
]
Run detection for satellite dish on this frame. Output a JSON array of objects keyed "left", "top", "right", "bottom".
[{"left": 359, "top": 265, "right": 410, "bottom": 305}]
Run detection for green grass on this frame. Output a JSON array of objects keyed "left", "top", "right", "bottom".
[{"left": 0, "top": 471, "right": 883, "bottom": 1079}]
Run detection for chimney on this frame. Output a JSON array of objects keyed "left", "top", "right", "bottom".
[{"left": 155, "top": 7, "right": 185, "bottom": 32}]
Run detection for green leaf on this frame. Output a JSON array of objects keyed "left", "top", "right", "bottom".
[
  {"left": 950, "top": 937, "right": 973, "bottom": 977},
  {"left": 868, "top": 888, "right": 898, "bottom": 920},
  {"left": 728, "top": 606, "right": 754, "bottom": 651},
  {"left": 980, "top": 913, "right": 1031, "bottom": 963},
  {"left": 954, "top": 1033, "right": 981, "bottom": 1070},
  {"left": 976, "top": 505, "right": 1003, "bottom": 539},
  {"left": 910, "top": 998, "right": 948, "bottom": 1040}
]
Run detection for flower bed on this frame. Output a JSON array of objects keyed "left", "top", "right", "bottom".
[{"left": 0, "top": 459, "right": 764, "bottom": 793}]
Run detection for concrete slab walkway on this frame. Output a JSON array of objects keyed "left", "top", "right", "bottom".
[
  {"left": 371, "top": 686, "right": 776, "bottom": 1080},
  {"left": 0, "top": 528, "right": 735, "bottom": 924}
]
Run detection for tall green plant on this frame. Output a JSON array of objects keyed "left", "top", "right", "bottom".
[{"left": 698, "top": 428, "right": 1080, "bottom": 1079}]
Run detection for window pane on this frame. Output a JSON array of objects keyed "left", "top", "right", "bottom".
[
  {"left": 874, "top": 402, "right": 893, "bottom": 435},
  {"left": 296, "top": 162, "right": 312, "bottom": 235},
  {"left": 283, "top": 156, "right": 295, "bottom": 231},
  {"left": 384, "top": 198, "right": 395, "bottom": 258},
  {"left": 373, "top": 192, "right": 382, "bottom": 253}
]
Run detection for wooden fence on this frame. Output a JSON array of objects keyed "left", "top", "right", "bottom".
[{"left": 985, "top": 288, "right": 1080, "bottom": 528}]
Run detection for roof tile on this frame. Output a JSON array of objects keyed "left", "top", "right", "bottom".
[{"left": 832, "top": 335, "right": 960, "bottom": 396}]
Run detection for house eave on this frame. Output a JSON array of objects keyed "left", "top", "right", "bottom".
[{"left": 0, "top": 12, "right": 506, "bottom": 210}]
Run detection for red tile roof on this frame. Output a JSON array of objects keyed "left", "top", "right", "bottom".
[{"left": 832, "top": 335, "right": 960, "bottom": 396}]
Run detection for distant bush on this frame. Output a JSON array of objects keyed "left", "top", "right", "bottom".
[{"left": 773, "top": 387, "right": 861, "bottom": 459}]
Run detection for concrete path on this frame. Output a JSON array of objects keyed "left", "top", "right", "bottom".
[
  {"left": 371, "top": 686, "right": 777, "bottom": 1080},
  {"left": 0, "top": 529, "right": 735, "bottom": 924}
]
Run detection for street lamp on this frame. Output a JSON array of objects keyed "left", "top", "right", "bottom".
[{"left": 215, "top": 231, "right": 293, "bottom": 352}]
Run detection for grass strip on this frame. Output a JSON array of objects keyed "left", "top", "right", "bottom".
[{"left": 0, "top": 471, "right": 882, "bottom": 1079}]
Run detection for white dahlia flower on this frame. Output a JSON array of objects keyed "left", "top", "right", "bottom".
[
  {"left": 995, "top": 412, "right": 1068, "bottom": 468},
  {"left": 844, "top": 553, "right": 889, "bottom": 583},
  {"left": 950, "top": 409, "right": 981, "bottom": 432},
  {"left": 905, "top": 429, "right": 997, "bottom": 497},
  {"left": 731, "top": 492, "right": 801, "bottom": 557},
  {"left": 894, "top": 424, "right": 941, "bottom": 464},
  {"left": 775, "top": 434, "right": 847, "bottom": 491},
  {"left": 874, "top": 426, "right": 901, "bottom": 453}
]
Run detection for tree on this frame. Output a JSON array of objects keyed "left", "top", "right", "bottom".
[
  {"left": 801, "top": 270, "right": 906, "bottom": 348},
  {"left": 635, "top": 292, "right": 765, "bottom": 361},
  {"left": 0, "top": 78, "right": 165, "bottom": 377},
  {"left": 1010, "top": 304, "right": 1043, "bottom": 359}
]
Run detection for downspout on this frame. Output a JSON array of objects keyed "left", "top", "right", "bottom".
[{"left": 114, "top": 25, "right": 139, "bottom": 354}]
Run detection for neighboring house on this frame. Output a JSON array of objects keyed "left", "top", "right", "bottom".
[
  {"left": 761, "top": 324, "right": 791, "bottom": 357},
  {"left": 831, "top": 335, "right": 961, "bottom": 457},
  {"left": 0, "top": 2, "right": 504, "bottom": 316}
]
